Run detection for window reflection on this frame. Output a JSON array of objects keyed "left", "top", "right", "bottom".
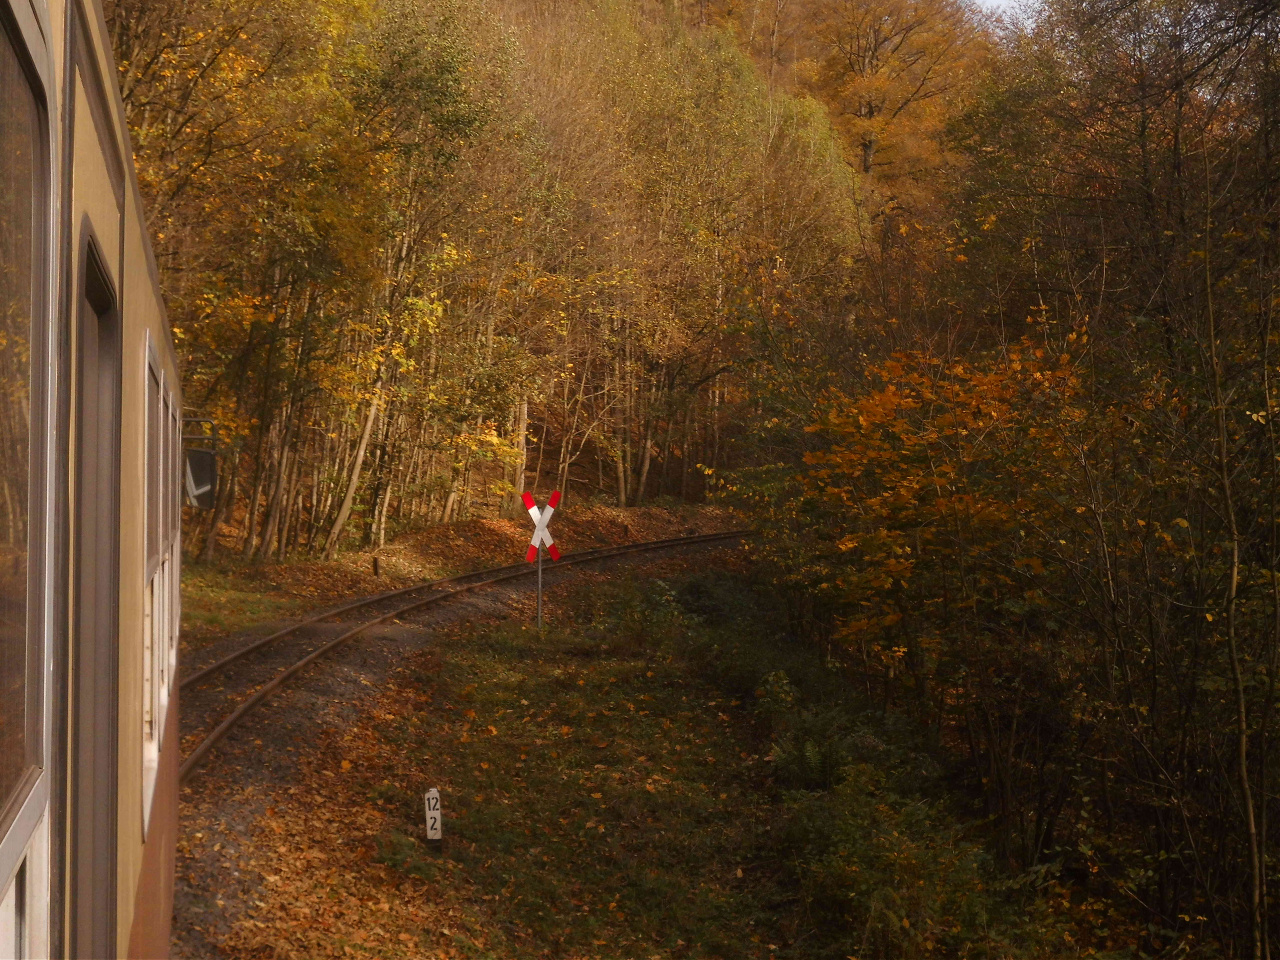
[{"left": 0, "top": 28, "right": 37, "bottom": 808}]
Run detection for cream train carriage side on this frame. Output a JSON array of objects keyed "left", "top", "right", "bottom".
[{"left": 1, "top": 0, "right": 187, "bottom": 956}]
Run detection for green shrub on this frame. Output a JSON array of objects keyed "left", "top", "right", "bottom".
[{"left": 780, "top": 766, "right": 1005, "bottom": 958}]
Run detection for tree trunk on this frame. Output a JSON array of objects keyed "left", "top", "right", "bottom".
[
  {"left": 504, "top": 400, "right": 528, "bottom": 518},
  {"left": 199, "top": 448, "right": 238, "bottom": 564},
  {"left": 659, "top": 404, "right": 675, "bottom": 497},
  {"left": 634, "top": 411, "right": 654, "bottom": 507},
  {"left": 679, "top": 402, "right": 694, "bottom": 501},
  {"left": 615, "top": 423, "right": 628, "bottom": 507},
  {"left": 532, "top": 420, "right": 547, "bottom": 495},
  {"left": 240, "top": 453, "right": 266, "bottom": 559},
  {"left": 254, "top": 419, "right": 296, "bottom": 561},
  {"left": 323, "top": 381, "right": 383, "bottom": 560},
  {"left": 375, "top": 471, "right": 393, "bottom": 549},
  {"left": 1203, "top": 168, "right": 1262, "bottom": 959}
]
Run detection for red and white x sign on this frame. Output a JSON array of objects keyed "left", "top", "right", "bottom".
[{"left": 522, "top": 490, "right": 561, "bottom": 563}]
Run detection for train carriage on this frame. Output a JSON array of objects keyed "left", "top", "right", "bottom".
[{"left": 1, "top": 0, "right": 185, "bottom": 956}]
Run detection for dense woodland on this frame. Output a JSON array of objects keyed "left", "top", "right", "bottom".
[{"left": 106, "top": 0, "right": 1280, "bottom": 953}]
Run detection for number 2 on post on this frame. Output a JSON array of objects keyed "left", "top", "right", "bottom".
[{"left": 425, "top": 788, "right": 443, "bottom": 839}]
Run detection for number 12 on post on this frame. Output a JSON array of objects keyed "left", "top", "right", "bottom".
[{"left": 425, "top": 788, "right": 442, "bottom": 840}]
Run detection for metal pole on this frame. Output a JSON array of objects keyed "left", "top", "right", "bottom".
[{"left": 537, "top": 544, "right": 543, "bottom": 630}]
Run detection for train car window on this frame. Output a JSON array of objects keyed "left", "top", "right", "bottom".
[
  {"left": 162, "top": 393, "right": 175, "bottom": 550},
  {"left": 143, "top": 360, "right": 161, "bottom": 823},
  {"left": 0, "top": 14, "right": 42, "bottom": 815},
  {"left": 168, "top": 410, "right": 180, "bottom": 676},
  {"left": 159, "top": 390, "right": 168, "bottom": 559},
  {"left": 146, "top": 366, "right": 161, "bottom": 576},
  {"left": 170, "top": 409, "right": 180, "bottom": 544},
  {"left": 143, "top": 359, "right": 180, "bottom": 827}
]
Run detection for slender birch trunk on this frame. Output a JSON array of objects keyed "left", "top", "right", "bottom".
[
  {"left": 505, "top": 400, "right": 528, "bottom": 518},
  {"left": 323, "top": 380, "right": 383, "bottom": 560}
]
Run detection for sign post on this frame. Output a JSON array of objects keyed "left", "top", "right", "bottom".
[
  {"left": 424, "top": 788, "right": 442, "bottom": 841},
  {"left": 523, "top": 490, "right": 561, "bottom": 630}
]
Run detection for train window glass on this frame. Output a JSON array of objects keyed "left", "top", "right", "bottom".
[
  {"left": 0, "top": 19, "right": 41, "bottom": 812},
  {"left": 143, "top": 364, "right": 179, "bottom": 827},
  {"left": 169, "top": 412, "right": 180, "bottom": 678},
  {"left": 146, "top": 365, "right": 160, "bottom": 575},
  {"left": 142, "top": 581, "right": 153, "bottom": 744},
  {"left": 141, "top": 574, "right": 157, "bottom": 828},
  {"left": 157, "top": 562, "right": 167, "bottom": 694},
  {"left": 160, "top": 392, "right": 169, "bottom": 551},
  {"left": 170, "top": 409, "right": 180, "bottom": 544}
]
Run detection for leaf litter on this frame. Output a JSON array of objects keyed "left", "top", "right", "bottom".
[{"left": 189, "top": 556, "right": 791, "bottom": 959}]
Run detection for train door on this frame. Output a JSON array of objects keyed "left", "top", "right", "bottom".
[
  {"left": 69, "top": 247, "right": 121, "bottom": 959},
  {"left": 0, "top": 2, "right": 55, "bottom": 958},
  {"left": 59, "top": 0, "right": 130, "bottom": 952}
]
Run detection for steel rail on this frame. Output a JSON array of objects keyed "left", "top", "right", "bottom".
[
  {"left": 181, "top": 565, "right": 527, "bottom": 691},
  {"left": 179, "top": 530, "right": 746, "bottom": 784},
  {"left": 181, "top": 531, "right": 743, "bottom": 691}
]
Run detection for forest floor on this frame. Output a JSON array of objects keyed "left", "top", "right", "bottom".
[
  {"left": 175, "top": 505, "right": 1079, "bottom": 960},
  {"left": 174, "top": 506, "right": 793, "bottom": 960},
  {"left": 175, "top": 545, "right": 802, "bottom": 959}
]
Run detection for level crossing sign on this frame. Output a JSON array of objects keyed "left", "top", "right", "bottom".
[
  {"left": 522, "top": 490, "right": 561, "bottom": 562},
  {"left": 522, "top": 490, "right": 561, "bottom": 629}
]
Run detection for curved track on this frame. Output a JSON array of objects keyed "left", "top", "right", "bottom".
[{"left": 179, "top": 530, "right": 746, "bottom": 783}]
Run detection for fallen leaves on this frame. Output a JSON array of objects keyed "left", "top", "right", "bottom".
[{"left": 179, "top": 549, "right": 779, "bottom": 959}]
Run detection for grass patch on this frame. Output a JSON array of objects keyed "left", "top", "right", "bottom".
[
  {"left": 181, "top": 566, "right": 316, "bottom": 644},
  {"left": 366, "top": 589, "right": 789, "bottom": 958}
]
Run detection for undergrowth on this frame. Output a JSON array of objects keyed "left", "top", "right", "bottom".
[
  {"left": 671, "top": 572, "right": 1080, "bottom": 959},
  {"left": 356, "top": 567, "right": 1090, "bottom": 959}
]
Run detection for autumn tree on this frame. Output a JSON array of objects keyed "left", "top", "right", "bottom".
[{"left": 808, "top": 0, "right": 989, "bottom": 175}]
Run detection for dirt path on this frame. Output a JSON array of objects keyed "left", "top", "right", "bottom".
[{"left": 172, "top": 541, "right": 756, "bottom": 959}]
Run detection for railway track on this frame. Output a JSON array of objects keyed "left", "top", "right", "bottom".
[{"left": 178, "top": 529, "right": 747, "bottom": 784}]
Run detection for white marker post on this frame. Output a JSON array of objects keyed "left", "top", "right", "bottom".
[
  {"left": 424, "top": 788, "right": 442, "bottom": 840},
  {"left": 523, "top": 490, "right": 562, "bottom": 630}
]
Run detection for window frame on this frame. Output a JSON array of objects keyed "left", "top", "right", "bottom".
[
  {"left": 142, "top": 333, "right": 178, "bottom": 834},
  {"left": 0, "top": 0, "right": 56, "bottom": 894}
]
